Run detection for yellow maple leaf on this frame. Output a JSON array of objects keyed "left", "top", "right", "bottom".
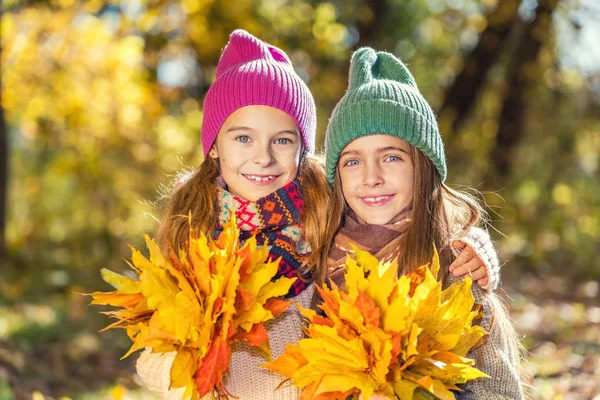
[
  {"left": 91, "top": 213, "right": 296, "bottom": 399},
  {"left": 265, "top": 246, "right": 489, "bottom": 400}
]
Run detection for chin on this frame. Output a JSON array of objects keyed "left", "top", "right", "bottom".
[
  {"left": 372, "top": 217, "right": 394, "bottom": 225},
  {"left": 362, "top": 213, "right": 395, "bottom": 225}
]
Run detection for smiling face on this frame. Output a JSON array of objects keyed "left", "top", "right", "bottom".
[
  {"left": 337, "top": 135, "right": 414, "bottom": 225},
  {"left": 211, "top": 105, "right": 302, "bottom": 201}
]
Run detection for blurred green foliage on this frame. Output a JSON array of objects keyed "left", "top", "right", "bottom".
[
  {"left": 1, "top": 0, "right": 599, "bottom": 397},
  {"left": 3, "top": 0, "right": 599, "bottom": 300}
]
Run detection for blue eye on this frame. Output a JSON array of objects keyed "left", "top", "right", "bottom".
[
  {"left": 344, "top": 159, "right": 360, "bottom": 167},
  {"left": 275, "top": 138, "right": 292, "bottom": 145},
  {"left": 385, "top": 155, "right": 402, "bottom": 162},
  {"left": 236, "top": 135, "right": 250, "bottom": 143}
]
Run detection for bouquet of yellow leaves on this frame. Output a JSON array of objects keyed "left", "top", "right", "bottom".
[
  {"left": 91, "top": 215, "right": 296, "bottom": 400},
  {"left": 264, "top": 246, "right": 488, "bottom": 400}
]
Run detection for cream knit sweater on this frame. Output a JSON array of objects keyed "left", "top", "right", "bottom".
[
  {"left": 136, "top": 227, "right": 509, "bottom": 399},
  {"left": 136, "top": 285, "right": 315, "bottom": 400},
  {"left": 448, "top": 275, "right": 524, "bottom": 399}
]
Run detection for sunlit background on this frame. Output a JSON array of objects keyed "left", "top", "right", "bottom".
[{"left": 1, "top": 0, "right": 599, "bottom": 398}]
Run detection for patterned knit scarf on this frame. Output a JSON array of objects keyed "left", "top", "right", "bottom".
[
  {"left": 214, "top": 179, "right": 311, "bottom": 297},
  {"left": 327, "top": 207, "right": 412, "bottom": 287}
]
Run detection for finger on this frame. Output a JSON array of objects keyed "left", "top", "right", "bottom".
[
  {"left": 449, "top": 246, "right": 476, "bottom": 272},
  {"left": 451, "top": 257, "right": 480, "bottom": 277},
  {"left": 452, "top": 240, "right": 467, "bottom": 250},
  {"left": 469, "top": 264, "right": 487, "bottom": 281},
  {"left": 477, "top": 277, "right": 489, "bottom": 288}
]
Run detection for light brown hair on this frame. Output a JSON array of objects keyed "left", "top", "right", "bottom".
[
  {"left": 319, "top": 144, "right": 484, "bottom": 283},
  {"left": 322, "top": 142, "right": 527, "bottom": 392},
  {"left": 155, "top": 152, "right": 332, "bottom": 280}
]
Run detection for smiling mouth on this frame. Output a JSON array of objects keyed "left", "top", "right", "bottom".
[
  {"left": 360, "top": 195, "right": 395, "bottom": 206},
  {"left": 243, "top": 174, "right": 280, "bottom": 185}
]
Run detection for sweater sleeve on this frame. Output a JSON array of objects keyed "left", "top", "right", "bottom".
[
  {"left": 447, "top": 274, "right": 525, "bottom": 399},
  {"left": 455, "top": 226, "right": 501, "bottom": 292},
  {"left": 136, "top": 348, "right": 193, "bottom": 400}
]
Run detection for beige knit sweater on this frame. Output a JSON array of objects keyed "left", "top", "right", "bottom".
[
  {"left": 136, "top": 227, "right": 516, "bottom": 399},
  {"left": 449, "top": 275, "right": 525, "bottom": 399},
  {"left": 136, "top": 285, "right": 315, "bottom": 400}
]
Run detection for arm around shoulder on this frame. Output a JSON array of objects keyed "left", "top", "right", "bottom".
[{"left": 456, "top": 226, "right": 502, "bottom": 292}]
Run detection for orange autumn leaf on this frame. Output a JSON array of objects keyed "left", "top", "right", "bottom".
[
  {"left": 234, "top": 288, "right": 254, "bottom": 313},
  {"left": 313, "top": 389, "right": 355, "bottom": 400},
  {"left": 90, "top": 214, "right": 296, "bottom": 399},
  {"left": 266, "top": 246, "right": 489, "bottom": 400},
  {"left": 390, "top": 333, "right": 402, "bottom": 366},
  {"left": 195, "top": 336, "right": 231, "bottom": 397},
  {"left": 299, "top": 381, "right": 320, "bottom": 400},
  {"left": 354, "top": 290, "right": 380, "bottom": 327},
  {"left": 263, "top": 298, "right": 292, "bottom": 316},
  {"left": 231, "top": 322, "right": 269, "bottom": 347},
  {"left": 406, "top": 268, "right": 426, "bottom": 297},
  {"left": 315, "top": 285, "right": 340, "bottom": 321},
  {"left": 312, "top": 315, "right": 334, "bottom": 328},
  {"left": 89, "top": 292, "right": 144, "bottom": 308},
  {"left": 264, "top": 343, "right": 308, "bottom": 377},
  {"left": 237, "top": 245, "right": 254, "bottom": 283}
]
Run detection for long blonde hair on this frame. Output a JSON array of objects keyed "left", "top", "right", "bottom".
[{"left": 155, "top": 152, "right": 332, "bottom": 280}]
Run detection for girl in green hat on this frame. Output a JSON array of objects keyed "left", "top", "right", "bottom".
[{"left": 322, "top": 47, "right": 525, "bottom": 399}]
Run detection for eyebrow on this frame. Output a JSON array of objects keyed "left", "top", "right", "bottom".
[
  {"left": 377, "top": 146, "right": 409, "bottom": 155},
  {"left": 339, "top": 146, "right": 409, "bottom": 158},
  {"left": 226, "top": 126, "right": 299, "bottom": 136},
  {"left": 277, "top": 129, "right": 300, "bottom": 136},
  {"left": 226, "top": 126, "right": 253, "bottom": 134},
  {"left": 339, "top": 149, "right": 361, "bottom": 158}
]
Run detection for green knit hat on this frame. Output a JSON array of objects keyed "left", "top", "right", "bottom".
[{"left": 325, "top": 47, "right": 446, "bottom": 185}]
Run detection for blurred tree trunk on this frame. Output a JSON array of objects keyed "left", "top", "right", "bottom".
[
  {"left": 356, "top": 0, "right": 389, "bottom": 47},
  {"left": 492, "top": 0, "right": 560, "bottom": 176},
  {"left": 438, "top": 0, "right": 521, "bottom": 135},
  {"left": 0, "top": 0, "right": 7, "bottom": 268},
  {"left": 0, "top": 108, "right": 5, "bottom": 268}
]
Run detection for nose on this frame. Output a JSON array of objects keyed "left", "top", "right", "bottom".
[
  {"left": 252, "top": 142, "right": 275, "bottom": 167},
  {"left": 363, "top": 161, "right": 384, "bottom": 187}
]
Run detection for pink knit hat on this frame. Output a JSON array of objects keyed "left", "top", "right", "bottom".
[{"left": 201, "top": 29, "right": 316, "bottom": 157}]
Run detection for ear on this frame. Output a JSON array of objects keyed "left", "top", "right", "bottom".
[{"left": 208, "top": 146, "right": 219, "bottom": 159}]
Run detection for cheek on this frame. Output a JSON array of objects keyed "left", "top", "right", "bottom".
[
  {"left": 339, "top": 169, "right": 359, "bottom": 194},
  {"left": 218, "top": 146, "right": 244, "bottom": 169},
  {"left": 392, "top": 169, "right": 414, "bottom": 200},
  {"left": 338, "top": 172, "right": 356, "bottom": 205},
  {"left": 279, "top": 147, "right": 301, "bottom": 176},
  {"left": 338, "top": 168, "right": 350, "bottom": 187},
  {"left": 287, "top": 162, "right": 299, "bottom": 178},
  {"left": 404, "top": 169, "right": 415, "bottom": 194},
  {"left": 407, "top": 180, "right": 415, "bottom": 198}
]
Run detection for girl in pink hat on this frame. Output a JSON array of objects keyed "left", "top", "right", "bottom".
[
  {"left": 136, "top": 28, "right": 331, "bottom": 400},
  {"left": 135, "top": 30, "right": 502, "bottom": 399}
]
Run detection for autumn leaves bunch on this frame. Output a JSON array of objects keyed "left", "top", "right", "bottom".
[
  {"left": 91, "top": 215, "right": 296, "bottom": 400},
  {"left": 264, "top": 246, "right": 489, "bottom": 400}
]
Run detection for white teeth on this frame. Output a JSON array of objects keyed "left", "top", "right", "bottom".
[
  {"left": 246, "top": 175, "right": 276, "bottom": 182},
  {"left": 364, "top": 196, "right": 389, "bottom": 202}
]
